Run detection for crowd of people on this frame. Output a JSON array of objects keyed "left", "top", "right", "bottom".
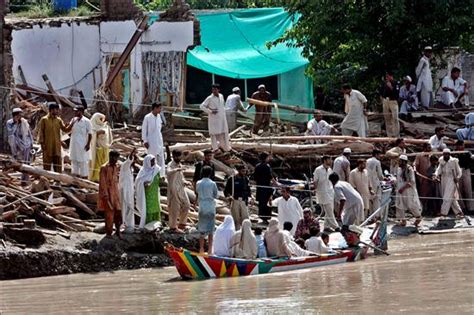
[{"left": 4, "top": 47, "right": 473, "bottom": 257}]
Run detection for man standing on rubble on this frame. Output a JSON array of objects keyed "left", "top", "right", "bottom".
[
  {"left": 68, "top": 105, "right": 92, "bottom": 179},
  {"left": 225, "top": 87, "right": 247, "bottom": 132},
  {"left": 248, "top": 84, "right": 272, "bottom": 134},
  {"left": 349, "top": 159, "right": 374, "bottom": 219},
  {"left": 329, "top": 173, "right": 365, "bottom": 226},
  {"left": 340, "top": 83, "right": 369, "bottom": 137},
  {"left": 7, "top": 108, "right": 33, "bottom": 186},
  {"left": 380, "top": 71, "right": 400, "bottom": 137},
  {"left": 193, "top": 149, "right": 216, "bottom": 191},
  {"left": 200, "top": 84, "right": 231, "bottom": 152},
  {"left": 366, "top": 149, "right": 384, "bottom": 217},
  {"left": 224, "top": 164, "right": 251, "bottom": 230},
  {"left": 385, "top": 138, "right": 407, "bottom": 175},
  {"left": 37, "top": 103, "right": 68, "bottom": 173},
  {"left": 313, "top": 156, "right": 339, "bottom": 231},
  {"left": 142, "top": 102, "right": 166, "bottom": 178},
  {"left": 254, "top": 152, "right": 276, "bottom": 223},
  {"left": 333, "top": 148, "right": 351, "bottom": 181},
  {"left": 416, "top": 46, "right": 433, "bottom": 108},
  {"left": 434, "top": 148, "right": 464, "bottom": 218}
]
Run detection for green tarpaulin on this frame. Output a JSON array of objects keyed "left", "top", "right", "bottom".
[{"left": 188, "top": 8, "right": 308, "bottom": 79}]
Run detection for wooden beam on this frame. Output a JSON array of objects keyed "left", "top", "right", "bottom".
[{"left": 247, "top": 98, "right": 345, "bottom": 119}]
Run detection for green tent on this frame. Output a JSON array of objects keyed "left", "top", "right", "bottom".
[{"left": 187, "top": 8, "right": 314, "bottom": 120}]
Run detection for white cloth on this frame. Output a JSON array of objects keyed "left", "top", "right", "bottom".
[
  {"left": 435, "top": 157, "right": 463, "bottom": 215},
  {"left": 272, "top": 196, "right": 303, "bottom": 235},
  {"left": 313, "top": 165, "right": 334, "bottom": 205},
  {"left": 283, "top": 230, "right": 312, "bottom": 257},
  {"left": 120, "top": 157, "right": 135, "bottom": 231},
  {"left": 90, "top": 113, "right": 112, "bottom": 177},
  {"left": 428, "top": 135, "right": 447, "bottom": 151},
  {"left": 349, "top": 168, "right": 371, "bottom": 211},
  {"left": 142, "top": 112, "right": 166, "bottom": 177},
  {"left": 210, "top": 133, "right": 231, "bottom": 152},
  {"left": 395, "top": 166, "right": 422, "bottom": 217},
  {"left": 200, "top": 93, "right": 229, "bottom": 135},
  {"left": 231, "top": 219, "right": 257, "bottom": 259},
  {"left": 214, "top": 216, "right": 236, "bottom": 257},
  {"left": 307, "top": 119, "right": 332, "bottom": 142},
  {"left": 367, "top": 157, "right": 383, "bottom": 215},
  {"left": 341, "top": 90, "right": 368, "bottom": 137},
  {"left": 7, "top": 117, "right": 33, "bottom": 158},
  {"left": 457, "top": 112, "right": 474, "bottom": 140},
  {"left": 69, "top": 117, "right": 92, "bottom": 163},
  {"left": 225, "top": 93, "right": 244, "bottom": 112},
  {"left": 441, "top": 75, "right": 467, "bottom": 105},
  {"left": 333, "top": 155, "right": 350, "bottom": 181},
  {"left": 135, "top": 155, "right": 161, "bottom": 229},
  {"left": 305, "top": 236, "right": 331, "bottom": 255},
  {"left": 416, "top": 56, "right": 433, "bottom": 92},
  {"left": 399, "top": 84, "right": 419, "bottom": 114},
  {"left": 71, "top": 161, "right": 88, "bottom": 178},
  {"left": 334, "top": 181, "right": 364, "bottom": 226}
]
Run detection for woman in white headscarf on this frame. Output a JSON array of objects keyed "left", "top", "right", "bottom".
[
  {"left": 231, "top": 219, "right": 257, "bottom": 259},
  {"left": 89, "top": 113, "right": 113, "bottom": 182},
  {"left": 213, "top": 216, "right": 235, "bottom": 257},
  {"left": 264, "top": 218, "right": 292, "bottom": 257},
  {"left": 135, "top": 154, "right": 162, "bottom": 229}
]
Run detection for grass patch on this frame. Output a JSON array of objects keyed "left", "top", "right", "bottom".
[{"left": 9, "top": 4, "right": 96, "bottom": 19}]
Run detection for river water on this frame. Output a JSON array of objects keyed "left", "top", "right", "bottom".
[{"left": 1, "top": 231, "right": 473, "bottom": 314}]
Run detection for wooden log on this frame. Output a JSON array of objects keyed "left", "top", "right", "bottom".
[
  {"left": 0, "top": 190, "right": 52, "bottom": 210},
  {"left": 1, "top": 210, "right": 19, "bottom": 221},
  {"left": 55, "top": 214, "right": 97, "bottom": 228},
  {"left": 11, "top": 163, "right": 99, "bottom": 190},
  {"left": 229, "top": 125, "right": 246, "bottom": 138},
  {"left": 36, "top": 211, "right": 77, "bottom": 232},
  {"left": 62, "top": 189, "right": 97, "bottom": 217},
  {"left": 46, "top": 206, "right": 77, "bottom": 215},
  {"left": 0, "top": 186, "right": 53, "bottom": 208}
]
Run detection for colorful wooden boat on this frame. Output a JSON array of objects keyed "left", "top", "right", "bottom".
[{"left": 166, "top": 245, "right": 367, "bottom": 280}]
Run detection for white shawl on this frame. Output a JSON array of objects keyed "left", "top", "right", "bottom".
[
  {"left": 231, "top": 219, "right": 257, "bottom": 259},
  {"left": 90, "top": 113, "right": 113, "bottom": 174},
  {"left": 135, "top": 154, "right": 161, "bottom": 221},
  {"left": 213, "top": 216, "right": 235, "bottom": 257}
]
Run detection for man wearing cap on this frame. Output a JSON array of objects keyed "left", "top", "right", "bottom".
[
  {"left": 380, "top": 71, "right": 400, "bottom": 137},
  {"left": 333, "top": 148, "right": 351, "bottom": 181},
  {"left": 396, "top": 155, "right": 422, "bottom": 226},
  {"left": 306, "top": 111, "right": 335, "bottom": 143},
  {"left": 399, "top": 75, "right": 419, "bottom": 116},
  {"left": 456, "top": 112, "right": 474, "bottom": 141},
  {"left": 441, "top": 67, "right": 469, "bottom": 108},
  {"left": 7, "top": 108, "right": 33, "bottom": 185},
  {"left": 415, "top": 46, "right": 433, "bottom": 108},
  {"left": 68, "top": 106, "right": 92, "bottom": 179},
  {"left": 200, "top": 84, "right": 231, "bottom": 152},
  {"left": 434, "top": 149, "right": 464, "bottom": 218},
  {"left": 366, "top": 149, "right": 385, "bottom": 216},
  {"left": 225, "top": 87, "right": 247, "bottom": 132},
  {"left": 37, "top": 103, "right": 68, "bottom": 172},
  {"left": 329, "top": 173, "right": 365, "bottom": 226},
  {"left": 142, "top": 102, "right": 166, "bottom": 178},
  {"left": 385, "top": 138, "right": 406, "bottom": 175},
  {"left": 340, "top": 83, "right": 369, "bottom": 137},
  {"left": 248, "top": 84, "right": 272, "bottom": 134}
]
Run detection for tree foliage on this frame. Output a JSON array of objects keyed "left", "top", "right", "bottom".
[
  {"left": 134, "top": 0, "right": 283, "bottom": 11},
  {"left": 276, "top": 0, "right": 473, "bottom": 105}
]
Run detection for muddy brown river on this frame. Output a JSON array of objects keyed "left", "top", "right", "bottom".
[{"left": 1, "top": 231, "right": 473, "bottom": 314}]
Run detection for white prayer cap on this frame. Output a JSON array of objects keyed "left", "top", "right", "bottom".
[
  {"left": 232, "top": 87, "right": 240, "bottom": 92},
  {"left": 424, "top": 46, "right": 432, "bottom": 51},
  {"left": 12, "top": 108, "right": 23, "bottom": 114},
  {"left": 258, "top": 84, "right": 266, "bottom": 90},
  {"left": 403, "top": 75, "right": 412, "bottom": 82},
  {"left": 343, "top": 148, "right": 352, "bottom": 154},
  {"left": 399, "top": 154, "right": 408, "bottom": 161},
  {"left": 443, "top": 148, "right": 451, "bottom": 153}
]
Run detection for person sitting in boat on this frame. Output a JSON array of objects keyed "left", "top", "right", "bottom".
[
  {"left": 231, "top": 219, "right": 258, "bottom": 259},
  {"left": 340, "top": 225, "right": 361, "bottom": 247},
  {"left": 282, "top": 222, "right": 314, "bottom": 257},
  {"left": 264, "top": 218, "right": 293, "bottom": 257},
  {"left": 294, "top": 208, "right": 320, "bottom": 241},
  {"left": 254, "top": 227, "right": 267, "bottom": 258},
  {"left": 213, "top": 216, "right": 235, "bottom": 257},
  {"left": 305, "top": 229, "right": 333, "bottom": 255}
]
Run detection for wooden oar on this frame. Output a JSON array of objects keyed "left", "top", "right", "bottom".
[{"left": 359, "top": 240, "right": 390, "bottom": 256}]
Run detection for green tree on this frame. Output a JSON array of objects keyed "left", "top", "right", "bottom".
[
  {"left": 134, "top": 0, "right": 283, "bottom": 10},
  {"left": 276, "top": 0, "right": 473, "bottom": 108}
]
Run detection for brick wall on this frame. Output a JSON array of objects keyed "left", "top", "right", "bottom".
[{"left": 101, "top": 0, "right": 142, "bottom": 21}]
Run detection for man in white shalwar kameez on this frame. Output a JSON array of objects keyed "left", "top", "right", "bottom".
[
  {"left": 225, "top": 87, "right": 247, "bottom": 132},
  {"left": 272, "top": 187, "right": 303, "bottom": 236},
  {"left": 200, "top": 84, "right": 231, "bottom": 152},
  {"left": 333, "top": 148, "right": 351, "bottom": 181},
  {"left": 366, "top": 149, "right": 384, "bottom": 217},
  {"left": 434, "top": 149, "right": 464, "bottom": 217},
  {"left": 396, "top": 155, "right": 422, "bottom": 227},
  {"left": 385, "top": 138, "right": 407, "bottom": 175},
  {"left": 142, "top": 103, "right": 166, "bottom": 178},
  {"left": 330, "top": 173, "right": 364, "bottom": 226},
  {"left": 340, "top": 84, "right": 368, "bottom": 137},
  {"left": 313, "top": 156, "right": 339, "bottom": 230},
  {"left": 306, "top": 111, "right": 335, "bottom": 143},
  {"left": 441, "top": 67, "right": 469, "bottom": 108},
  {"left": 7, "top": 108, "right": 33, "bottom": 185},
  {"left": 119, "top": 149, "right": 136, "bottom": 233},
  {"left": 68, "top": 106, "right": 92, "bottom": 178},
  {"left": 349, "top": 159, "right": 373, "bottom": 218},
  {"left": 415, "top": 46, "right": 433, "bottom": 108}
]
